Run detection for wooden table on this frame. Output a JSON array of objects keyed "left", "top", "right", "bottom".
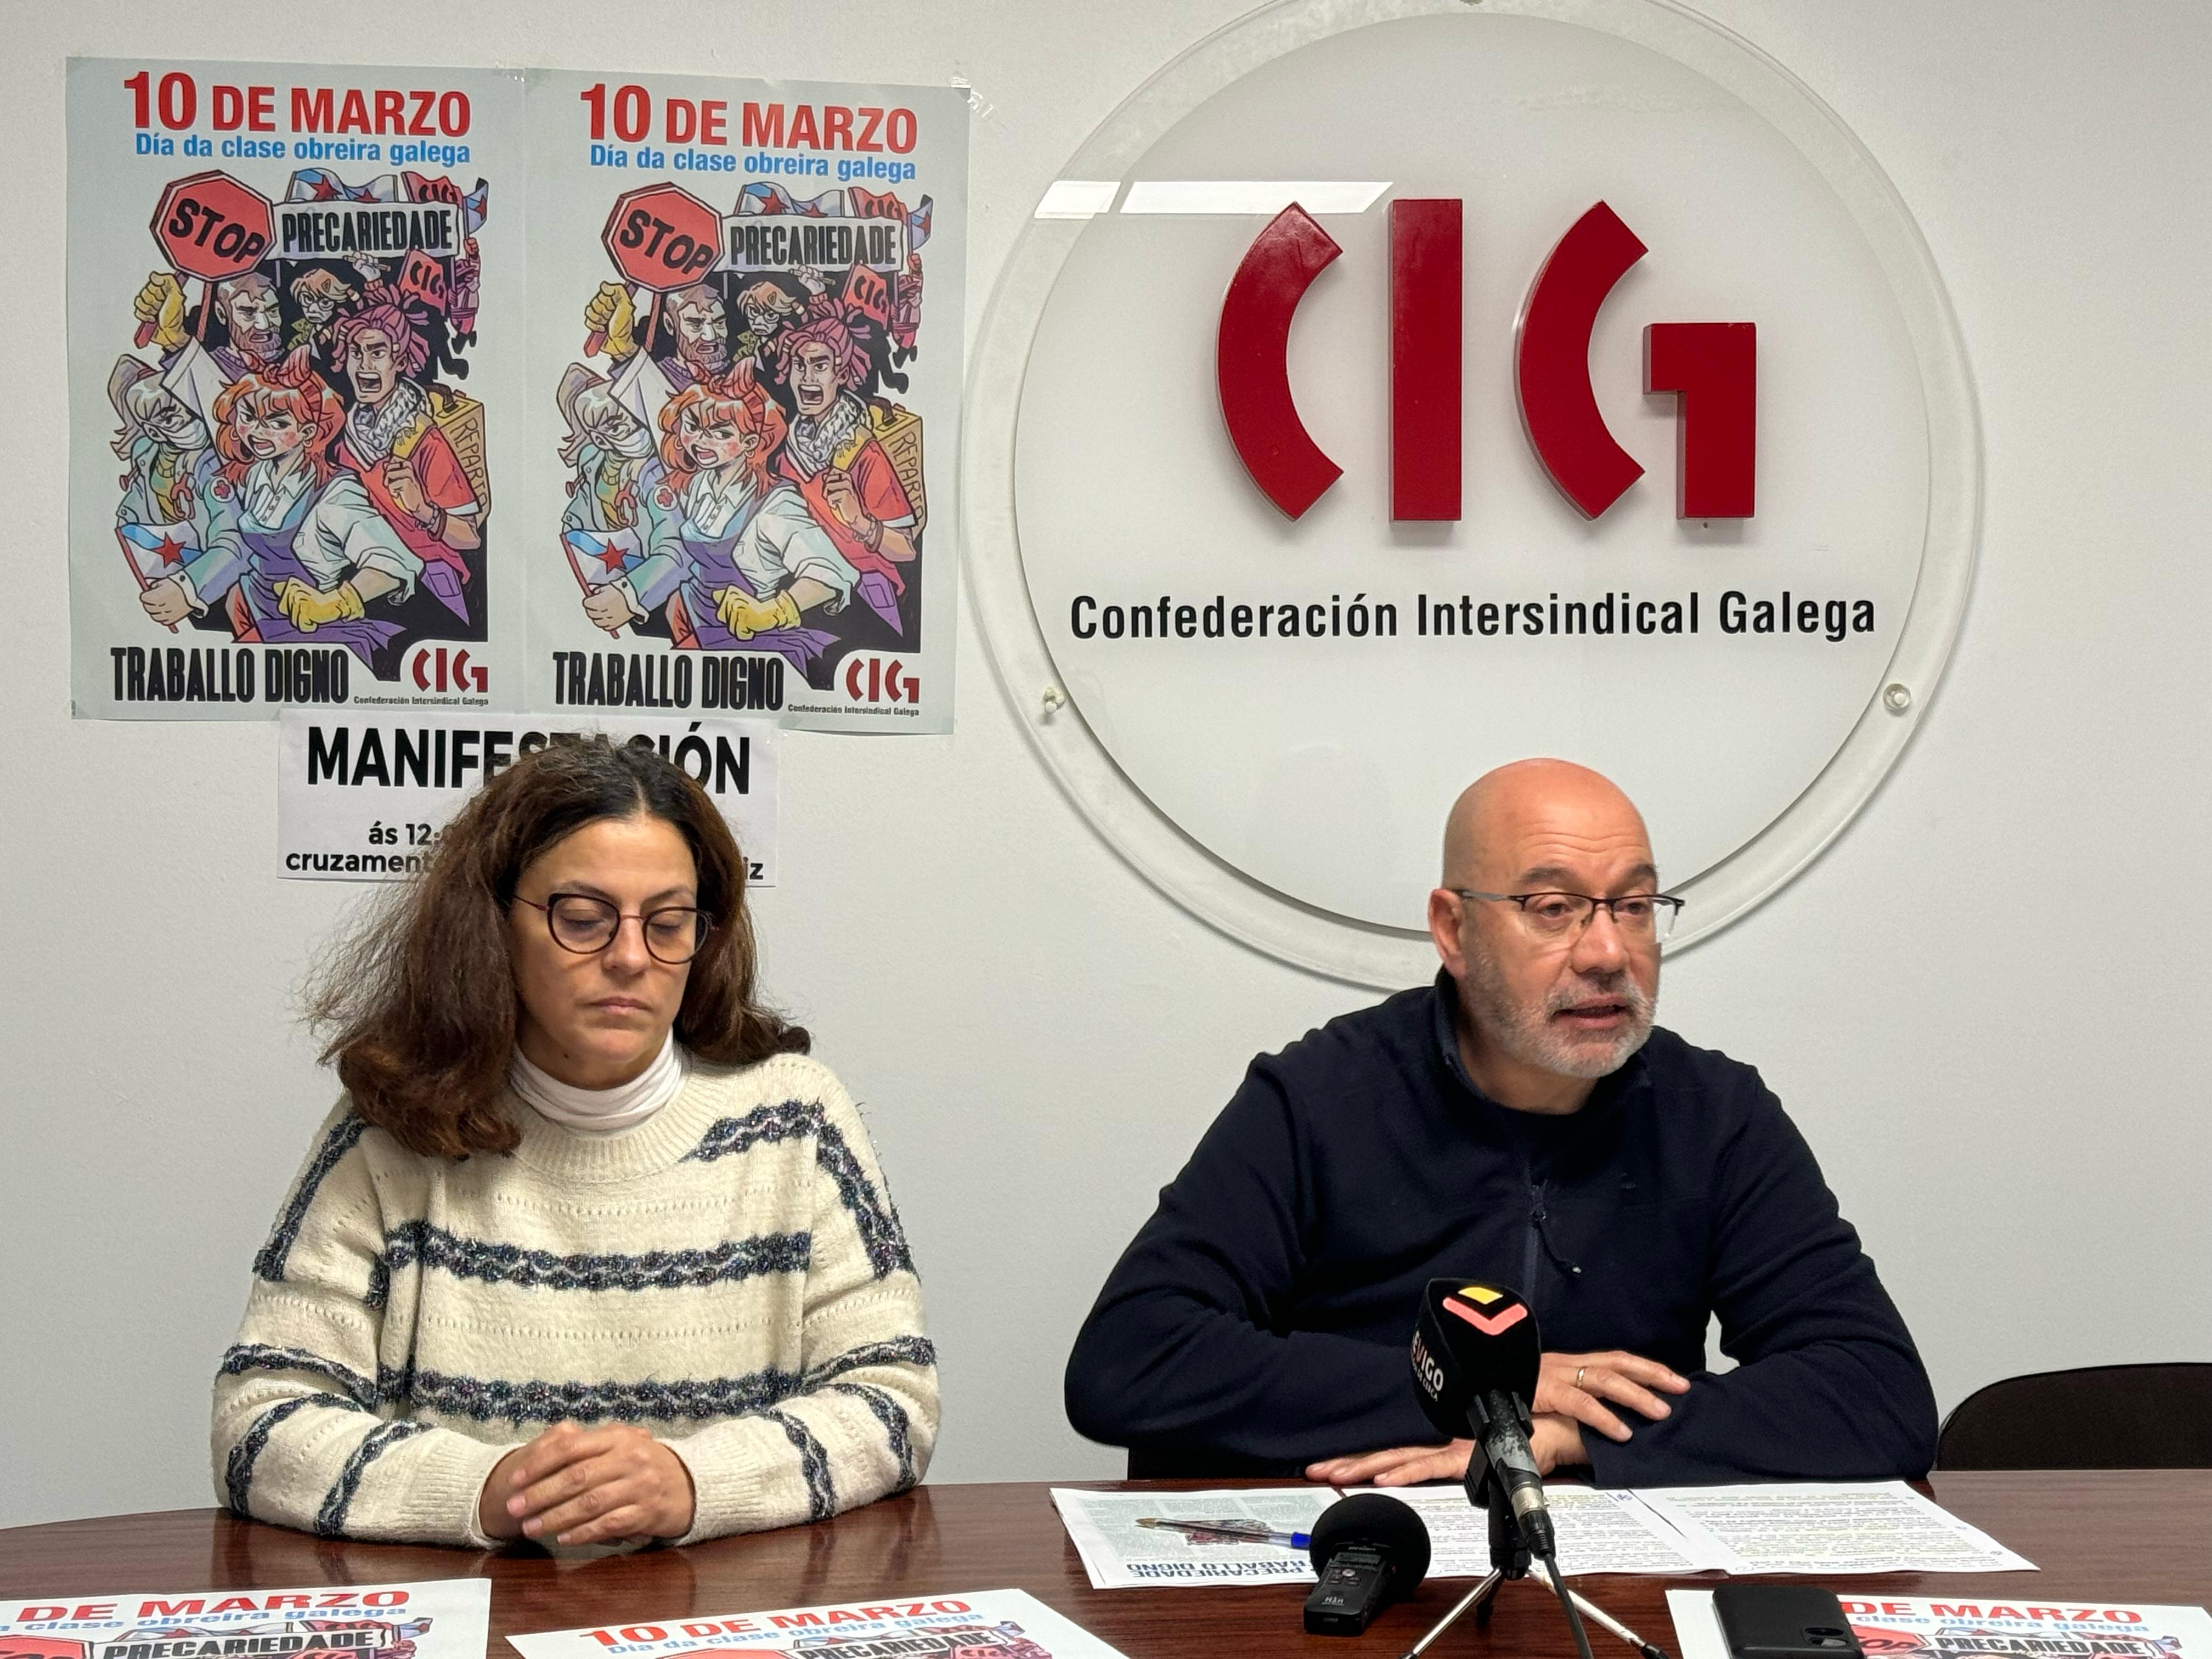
[{"left": 2, "top": 1475, "right": 2207, "bottom": 1658}]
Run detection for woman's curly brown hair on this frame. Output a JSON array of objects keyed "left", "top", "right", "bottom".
[{"left": 305, "top": 735, "right": 806, "bottom": 1158}]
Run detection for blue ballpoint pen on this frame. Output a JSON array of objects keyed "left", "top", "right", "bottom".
[{"left": 1135, "top": 1517, "right": 1313, "bottom": 1549}]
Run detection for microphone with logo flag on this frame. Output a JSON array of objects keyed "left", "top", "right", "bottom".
[{"left": 1408, "top": 1278, "right": 1597, "bottom": 1659}]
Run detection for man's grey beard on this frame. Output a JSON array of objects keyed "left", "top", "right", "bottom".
[
  {"left": 683, "top": 337, "right": 730, "bottom": 376},
  {"left": 1459, "top": 947, "right": 1656, "bottom": 1080}
]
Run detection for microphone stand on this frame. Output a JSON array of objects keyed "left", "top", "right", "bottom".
[
  {"left": 1396, "top": 1441, "right": 1528, "bottom": 1658},
  {"left": 1397, "top": 1432, "right": 1655, "bottom": 1659}
]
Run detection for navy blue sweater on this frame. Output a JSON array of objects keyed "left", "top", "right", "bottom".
[{"left": 1065, "top": 977, "right": 1936, "bottom": 1485}]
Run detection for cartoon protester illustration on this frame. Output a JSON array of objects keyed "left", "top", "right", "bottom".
[
  {"left": 771, "top": 304, "right": 918, "bottom": 634},
  {"left": 608, "top": 367, "right": 855, "bottom": 670},
  {"left": 946, "top": 1640, "right": 1051, "bottom": 1659},
  {"left": 137, "top": 364, "right": 421, "bottom": 669},
  {"left": 110, "top": 356, "right": 240, "bottom": 625},
  {"left": 329, "top": 294, "right": 485, "bottom": 623},
  {"left": 583, "top": 280, "right": 731, "bottom": 390},
  {"left": 560, "top": 177, "right": 941, "bottom": 694},
  {"left": 556, "top": 362, "right": 667, "bottom": 634},
  {"left": 110, "top": 164, "right": 495, "bottom": 688},
  {"left": 134, "top": 268, "right": 286, "bottom": 381},
  {"left": 449, "top": 235, "right": 482, "bottom": 335},
  {"left": 889, "top": 252, "right": 924, "bottom": 354},
  {"left": 287, "top": 268, "right": 359, "bottom": 353},
  {"left": 735, "top": 277, "right": 805, "bottom": 363}
]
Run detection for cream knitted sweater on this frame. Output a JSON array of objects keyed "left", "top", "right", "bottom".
[{"left": 211, "top": 1052, "right": 936, "bottom": 1547}]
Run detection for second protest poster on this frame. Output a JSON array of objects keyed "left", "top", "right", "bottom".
[{"left": 524, "top": 72, "right": 968, "bottom": 733}]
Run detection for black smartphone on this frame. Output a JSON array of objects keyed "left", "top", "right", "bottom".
[{"left": 1714, "top": 1585, "right": 1865, "bottom": 1659}]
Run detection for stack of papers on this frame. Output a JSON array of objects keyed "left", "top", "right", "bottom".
[{"left": 1049, "top": 1480, "right": 2036, "bottom": 1589}]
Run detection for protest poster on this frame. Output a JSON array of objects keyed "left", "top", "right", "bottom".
[
  {"left": 523, "top": 71, "right": 967, "bottom": 732},
  {"left": 0, "top": 1580, "right": 489, "bottom": 1659},
  {"left": 68, "top": 59, "right": 527, "bottom": 719},
  {"left": 510, "top": 1589, "right": 1124, "bottom": 1659},
  {"left": 1669, "top": 1593, "right": 2212, "bottom": 1659}
]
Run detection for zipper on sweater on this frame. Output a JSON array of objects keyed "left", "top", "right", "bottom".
[
  {"left": 1521, "top": 1182, "right": 1543, "bottom": 1300},
  {"left": 1525, "top": 1180, "right": 1583, "bottom": 1294}
]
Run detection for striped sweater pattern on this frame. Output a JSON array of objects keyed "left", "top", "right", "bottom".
[{"left": 211, "top": 1053, "right": 937, "bottom": 1547}]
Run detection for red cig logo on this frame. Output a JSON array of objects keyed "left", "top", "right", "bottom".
[
  {"left": 410, "top": 645, "right": 487, "bottom": 693},
  {"left": 843, "top": 654, "right": 918, "bottom": 704},
  {"left": 1217, "top": 199, "right": 1756, "bottom": 523}
]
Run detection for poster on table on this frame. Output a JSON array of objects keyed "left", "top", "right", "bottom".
[
  {"left": 523, "top": 71, "right": 967, "bottom": 732},
  {"left": 509, "top": 1588, "right": 1126, "bottom": 1659},
  {"left": 1668, "top": 1593, "right": 2212, "bottom": 1659},
  {"left": 67, "top": 60, "right": 527, "bottom": 719},
  {"left": 277, "top": 709, "right": 778, "bottom": 882},
  {"left": 0, "top": 1578, "right": 490, "bottom": 1659}
]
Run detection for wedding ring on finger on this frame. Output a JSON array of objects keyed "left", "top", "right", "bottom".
[{"left": 1576, "top": 1365, "right": 1588, "bottom": 1390}]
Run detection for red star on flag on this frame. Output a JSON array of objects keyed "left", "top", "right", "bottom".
[
  {"left": 151, "top": 533, "right": 189, "bottom": 567},
  {"left": 310, "top": 176, "right": 342, "bottom": 201},
  {"left": 593, "top": 537, "right": 629, "bottom": 574}
]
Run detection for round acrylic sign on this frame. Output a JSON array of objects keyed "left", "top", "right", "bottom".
[{"left": 964, "top": 0, "right": 1979, "bottom": 985}]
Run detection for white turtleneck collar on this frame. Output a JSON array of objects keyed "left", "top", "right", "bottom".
[{"left": 510, "top": 1031, "right": 687, "bottom": 1136}]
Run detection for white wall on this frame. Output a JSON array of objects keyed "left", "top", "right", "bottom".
[{"left": 3, "top": 0, "right": 2209, "bottom": 1530}]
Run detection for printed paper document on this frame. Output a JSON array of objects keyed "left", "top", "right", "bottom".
[
  {"left": 1342, "top": 1484, "right": 1742, "bottom": 1577},
  {"left": 1049, "top": 1486, "right": 1336, "bottom": 1588},
  {"left": 1637, "top": 1482, "right": 2035, "bottom": 1576}
]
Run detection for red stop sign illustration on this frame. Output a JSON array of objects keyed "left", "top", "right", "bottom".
[
  {"left": 601, "top": 183, "right": 723, "bottom": 291},
  {"left": 149, "top": 171, "right": 274, "bottom": 283}
]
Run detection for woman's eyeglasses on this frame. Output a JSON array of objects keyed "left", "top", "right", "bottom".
[{"left": 513, "top": 893, "right": 712, "bottom": 964}]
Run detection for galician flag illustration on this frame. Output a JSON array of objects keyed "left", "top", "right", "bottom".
[
  {"left": 119, "top": 519, "right": 198, "bottom": 584},
  {"left": 563, "top": 526, "right": 645, "bottom": 591}
]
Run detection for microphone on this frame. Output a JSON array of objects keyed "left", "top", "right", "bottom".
[
  {"left": 1303, "top": 1493, "right": 1431, "bottom": 1636},
  {"left": 1410, "top": 1278, "right": 1556, "bottom": 1560}
]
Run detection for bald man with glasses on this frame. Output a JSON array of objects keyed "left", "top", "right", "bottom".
[{"left": 1065, "top": 759, "right": 1935, "bottom": 1486}]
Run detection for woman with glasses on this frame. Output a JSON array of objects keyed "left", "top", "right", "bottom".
[{"left": 212, "top": 738, "right": 934, "bottom": 1548}]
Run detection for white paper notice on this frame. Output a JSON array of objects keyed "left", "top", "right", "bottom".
[
  {"left": 1637, "top": 1482, "right": 2035, "bottom": 1576},
  {"left": 277, "top": 708, "right": 777, "bottom": 882},
  {"left": 1669, "top": 1592, "right": 2212, "bottom": 1659},
  {"left": 1345, "top": 1485, "right": 1745, "bottom": 1578},
  {"left": 1049, "top": 1486, "right": 1336, "bottom": 1588}
]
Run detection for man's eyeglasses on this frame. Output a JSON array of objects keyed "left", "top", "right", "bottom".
[
  {"left": 514, "top": 893, "right": 712, "bottom": 964},
  {"left": 1453, "top": 889, "right": 1683, "bottom": 942}
]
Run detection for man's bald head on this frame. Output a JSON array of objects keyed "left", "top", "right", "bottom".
[
  {"left": 1441, "top": 759, "right": 1652, "bottom": 893},
  {"left": 1429, "top": 759, "right": 1662, "bottom": 1105}
]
